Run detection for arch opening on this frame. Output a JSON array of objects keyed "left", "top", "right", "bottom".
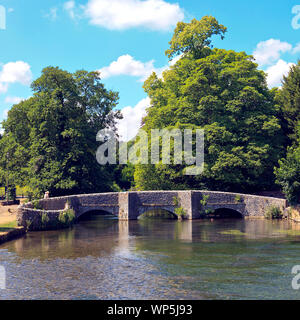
[
  {"left": 138, "top": 209, "right": 177, "bottom": 220},
  {"left": 78, "top": 210, "right": 118, "bottom": 222},
  {"left": 206, "top": 208, "right": 243, "bottom": 219}
]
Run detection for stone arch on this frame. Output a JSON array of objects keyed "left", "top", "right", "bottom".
[
  {"left": 137, "top": 206, "right": 178, "bottom": 219},
  {"left": 77, "top": 206, "right": 119, "bottom": 220},
  {"left": 203, "top": 202, "right": 246, "bottom": 218},
  {"left": 210, "top": 207, "right": 244, "bottom": 219}
]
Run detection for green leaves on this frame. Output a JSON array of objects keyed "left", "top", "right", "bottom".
[
  {"left": 275, "top": 146, "right": 300, "bottom": 204},
  {"left": 0, "top": 66, "right": 121, "bottom": 197},
  {"left": 136, "top": 18, "right": 286, "bottom": 192},
  {"left": 165, "top": 17, "right": 227, "bottom": 60}
]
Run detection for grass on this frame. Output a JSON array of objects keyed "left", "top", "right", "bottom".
[
  {"left": 220, "top": 229, "right": 248, "bottom": 236},
  {"left": 275, "top": 229, "right": 300, "bottom": 236},
  {"left": 0, "top": 221, "right": 18, "bottom": 233}
]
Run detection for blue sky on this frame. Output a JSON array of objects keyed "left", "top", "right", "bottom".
[{"left": 0, "top": 0, "right": 299, "bottom": 139}]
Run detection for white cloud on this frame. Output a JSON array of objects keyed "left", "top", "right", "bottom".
[
  {"left": 45, "top": 7, "right": 58, "bottom": 21},
  {"left": 265, "top": 59, "right": 295, "bottom": 88},
  {"left": 8, "top": 8, "right": 14, "bottom": 13},
  {"left": 84, "top": 0, "right": 184, "bottom": 31},
  {"left": 99, "top": 54, "right": 182, "bottom": 82},
  {"left": 0, "top": 61, "right": 32, "bottom": 85},
  {"left": 5, "top": 96, "right": 24, "bottom": 104},
  {"left": 99, "top": 55, "right": 160, "bottom": 81},
  {"left": 253, "top": 39, "right": 292, "bottom": 66},
  {"left": 64, "top": 1, "right": 76, "bottom": 19},
  {"left": 117, "top": 97, "right": 150, "bottom": 141},
  {"left": 292, "top": 42, "right": 300, "bottom": 54}
]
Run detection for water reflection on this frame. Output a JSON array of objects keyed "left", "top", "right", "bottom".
[{"left": 1, "top": 215, "right": 300, "bottom": 299}]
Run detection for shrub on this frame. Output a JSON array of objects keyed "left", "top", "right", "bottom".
[
  {"left": 58, "top": 209, "right": 76, "bottom": 227},
  {"left": 264, "top": 206, "right": 283, "bottom": 219},
  {"left": 275, "top": 146, "right": 300, "bottom": 205},
  {"left": 174, "top": 207, "right": 187, "bottom": 219},
  {"left": 41, "top": 212, "right": 50, "bottom": 227},
  {"left": 235, "top": 195, "right": 242, "bottom": 203},
  {"left": 199, "top": 194, "right": 210, "bottom": 215},
  {"left": 32, "top": 200, "right": 43, "bottom": 210},
  {"left": 173, "top": 196, "right": 179, "bottom": 206},
  {"left": 200, "top": 194, "right": 209, "bottom": 207}
]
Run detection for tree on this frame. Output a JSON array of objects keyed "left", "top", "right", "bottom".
[
  {"left": 275, "top": 61, "right": 300, "bottom": 145},
  {"left": 135, "top": 18, "right": 285, "bottom": 192},
  {"left": 1, "top": 67, "right": 122, "bottom": 197},
  {"left": 165, "top": 16, "right": 227, "bottom": 60},
  {"left": 275, "top": 145, "right": 300, "bottom": 204}
]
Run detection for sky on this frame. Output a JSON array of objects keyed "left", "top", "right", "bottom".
[{"left": 0, "top": 0, "right": 299, "bottom": 140}]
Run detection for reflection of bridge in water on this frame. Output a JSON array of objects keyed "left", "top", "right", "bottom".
[
  {"left": 34, "top": 190, "right": 287, "bottom": 220},
  {"left": 6, "top": 218, "right": 300, "bottom": 262}
]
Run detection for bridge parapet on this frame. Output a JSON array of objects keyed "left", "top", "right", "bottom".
[{"left": 17, "top": 191, "right": 288, "bottom": 230}]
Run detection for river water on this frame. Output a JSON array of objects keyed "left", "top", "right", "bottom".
[{"left": 1, "top": 214, "right": 300, "bottom": 300}]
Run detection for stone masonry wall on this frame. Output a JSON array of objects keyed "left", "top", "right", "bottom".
[{"left": 17, "top": 191, "right": 288, "bottom": 228}]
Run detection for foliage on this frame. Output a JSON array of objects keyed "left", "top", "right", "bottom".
[
  {"left": 264, "top": 206, "right": 283, "bottom": 219},
  {"left": 32, "top": 200, "right": 43, "bottom": 210},
  {"left": 41, "top": 212, "right": 50, "bottom": 227},
  {"left": 275, "top": 145, "right": 300, "bottom": 204},
  {"left": 234, "top": 195, "right": 242, "bottom": 203},
  {"left": 173, "top": 196, "right": 179, "bottom": 206},
  {"left": 58, "top": 209, "right": 76, "bottom": 227},
  {"left": 0, "top": 67, "right": 122, "bottom": 197},
  {"left": 275, "top": 61, "right": 300, "bottom": 145},
  {"left": 166, "top": 16, "right": 227, "bottom": 60},
  {"left": 6, "top": 186, "right": 16, "bottom": 201},
  {"left": 174, "top": 207, "right": 187, "bottom": 218},
  {"left": 199, "top": 194, "right": 210, "bottom": 216},
  {"left": 200, "top": 194, "right": 209, "bottom": 207},
  {"left": 135, "top": 17, "right": 285, "bottom": 193}
]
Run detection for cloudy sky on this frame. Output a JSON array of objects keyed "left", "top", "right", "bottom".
[{"left": 0, "top": 0, "right": 299, "bottom": 140}]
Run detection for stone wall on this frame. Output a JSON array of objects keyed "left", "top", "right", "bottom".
[{"left": 17, "top": 191, "right": 288, "bottom": 228}]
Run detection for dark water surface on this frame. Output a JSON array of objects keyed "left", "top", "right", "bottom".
[{"left": 1, "top": 215, "right": 300, "bottom": 300}]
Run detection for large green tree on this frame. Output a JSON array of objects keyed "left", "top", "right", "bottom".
[
  {"left": 274, "top": 62, "right": 300, "bottom": 204},
  {"left": 135, "top": 16, "right": 285, "bottom": 192},
  {"left": 0, "top": 67, "right": 122, "bottom": 197},
  {"left": 275, "top": 145, "right": 300, "bottom": 204},
  {"left": 275, "top": 60, "right": 300, "bottom": 145}
]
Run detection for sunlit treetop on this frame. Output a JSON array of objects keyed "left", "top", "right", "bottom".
[{"left": 165, "top": 16, "right": 227, "bottom": 60}]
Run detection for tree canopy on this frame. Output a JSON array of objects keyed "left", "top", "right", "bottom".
[
  {"left": 135, "top": 17, "right": 285, "bottom": 193},
  {"left": 275, "top": 60, "right": 300, "bottom": 145},
  {"left": 165, "top": 16, "right": 227, "bottom": 60},
  {"left": 274, "top": 61, "right": 300, "bottom": 204},
  {"left": 0, "top": 66, "right": 122, "bottom": 197}
]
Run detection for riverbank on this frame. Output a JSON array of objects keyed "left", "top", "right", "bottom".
[{"left": 0, "top": 203, "right": 26, "bottom": 245}]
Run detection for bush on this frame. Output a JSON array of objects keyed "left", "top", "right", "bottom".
[
  {"left": 275, "top": 146, "right": 300, "bottom": 205},
  {"left": 41, "top": 212, "right": 50, "bottom": 229},
  {"left": 6, "top": 186, "right": 16, "bottom": 201},
  {"left": 58, "top": 209, "right": 76, "bottom": 227},
  {"left": 264, "top": 206, "right": 283, "bottom": 219},
  {"left": 32, "top": 200, "right": 43, "bottom": 210},
  {"left": 235, "top": 195, "right": 243, "bottom": 203},
  {"left": 173, "top": 196, "right": 179, "bottom": 206},
  {"left": 174, "top": 207, "right": 187, "bottom": 219}
]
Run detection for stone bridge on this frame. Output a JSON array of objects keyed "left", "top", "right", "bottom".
[{"left": 18, "top": 191, "right": 288, "bottom": 229}]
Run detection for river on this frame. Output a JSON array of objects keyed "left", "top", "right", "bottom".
[{"left": 1, "top": 213, "right": 300, "bottom": 300}]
